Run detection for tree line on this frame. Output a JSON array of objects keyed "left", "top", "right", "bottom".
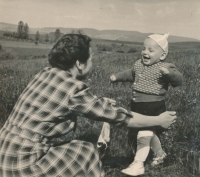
[
  {"left": 3, "top": 21, "right": 62, "bottom": 43},
  {"left": 35, "top": 29, "right": 61, "bottom": 43},
  {"left": 3, "top": 21, "right": 29, "bottom": 39}
]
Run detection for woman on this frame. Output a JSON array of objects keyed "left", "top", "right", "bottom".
[{"left": 0, "top": 34, "right": 176, "bottom": 177}]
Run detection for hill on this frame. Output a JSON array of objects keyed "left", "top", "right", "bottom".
[{"left": 0, "top": 22, "right": 199, "bottom": 43}]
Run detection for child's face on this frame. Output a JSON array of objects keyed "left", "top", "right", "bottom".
[{"left": 141, "top": 38, "right": 166, "bottom": 66}]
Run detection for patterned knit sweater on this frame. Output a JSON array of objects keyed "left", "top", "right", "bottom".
[{"left": 114, "top": 59, "right": 183, "bottom": 102}]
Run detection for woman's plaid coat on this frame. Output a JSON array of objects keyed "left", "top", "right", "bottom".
[{"left": 0, "top": 67, "right": 131, "bottom": 177}]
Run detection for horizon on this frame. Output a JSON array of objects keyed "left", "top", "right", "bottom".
[
  {"left": 1, "top": 21, "right": 199, "bottom": 42},
  {"left": 0, "top": 0, "right": 200, "bottom": 40}
]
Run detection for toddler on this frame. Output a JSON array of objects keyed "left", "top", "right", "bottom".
[{"left": 109, "top": 34, "right": 183, "bottom": 176}]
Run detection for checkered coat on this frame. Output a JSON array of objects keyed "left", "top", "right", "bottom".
[{"left": 0, "top": 67, "right": 131, "bottom": 177}]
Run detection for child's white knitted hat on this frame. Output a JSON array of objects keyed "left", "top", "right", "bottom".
[{"left": 148, "top": 33, "right": 169, "bottom": 54}]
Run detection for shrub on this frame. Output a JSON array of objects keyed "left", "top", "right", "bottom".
[
  {"left": 0, "top": 48, "right": 14, "bottom": 60},
  {"left": 128, "top": 47, "right": 137, "bottom": 53},
  {"left": 116, "top": 50, "right": 124, "bottom": 53},
  {"left": 96, "top": 44, "right": 113, "bottom": 52}
]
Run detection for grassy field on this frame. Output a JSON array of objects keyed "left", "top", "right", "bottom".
[
  {"left": 0, "top": 38, "right": 53, "bottom": 49},
  {"left": 0, "top": 38, "right": 200, "bottom": 176}
]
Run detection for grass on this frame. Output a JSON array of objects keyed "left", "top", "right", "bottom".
[
  {"left": 0, "top": 39, "right": 200, "bottom": 176},
  {"left": 0, "top": 38, "right": 53, "bottom": 49}
]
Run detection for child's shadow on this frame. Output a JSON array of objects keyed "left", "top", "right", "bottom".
[
  {"left": 102, "top": 149, "right": 154, "bottom": 177},
  {"left": 102, "top": 154, "right": 133, "bottom": 168},
  {"left": 103, "top": 155, "right": 145, "bottom": 177}
]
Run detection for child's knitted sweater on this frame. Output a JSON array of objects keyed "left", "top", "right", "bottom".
[{"left": 114, "top": 59, "right": 183, "bottom": 102}]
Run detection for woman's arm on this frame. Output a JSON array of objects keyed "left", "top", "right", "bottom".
[
  {"left": 68, "top": 83, "right": 131, "bottom": 126},
  {"left": 68, "top": 81, "right": 176, "bottom": 128},
  {"left": 128, "top": 111, "right": 177, "bottom": 129}
]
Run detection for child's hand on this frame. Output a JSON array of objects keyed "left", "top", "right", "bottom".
[
  {"left": 110, "top": 75, "right": 116, "bottom": 82},
  {"left": 160, "top": 67, "right": 170, "bottom": 75}
]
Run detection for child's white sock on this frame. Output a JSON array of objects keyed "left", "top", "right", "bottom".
[
  {"left": 134, "top": 130, "right": 154, "bottom": 162},
  {"left": 150, "top": 134, "right": 165, "bottom": 157}
]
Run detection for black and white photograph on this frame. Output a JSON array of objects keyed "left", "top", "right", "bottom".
[{"left": 0, "top": 0, "right": 199, "bottom": 176}]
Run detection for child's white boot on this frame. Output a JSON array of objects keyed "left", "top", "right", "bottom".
[
  {"left": 121, "top": 161, "right": 144, "bottom": 176},
  {"left": 151, "top": 152, "right": 167, "bottom": 166}
]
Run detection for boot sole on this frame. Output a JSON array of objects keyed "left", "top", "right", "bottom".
[{"left": 121, "top": 169, "right": 145, "bottom": 176}]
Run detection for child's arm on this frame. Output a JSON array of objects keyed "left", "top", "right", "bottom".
[
  {"left": 160, "top": 64, "right": 183, "bottom": 87},
  {"left": 110, "top": 68, "right": 135, "bottom": 82}
]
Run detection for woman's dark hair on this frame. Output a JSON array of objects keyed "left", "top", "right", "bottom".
[{"left": 48, "top": 34, "right": 91, "bottom": 70}]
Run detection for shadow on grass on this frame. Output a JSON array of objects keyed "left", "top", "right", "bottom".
[{"left": 102, "top": 154, "right": 133, "bottom": 168}]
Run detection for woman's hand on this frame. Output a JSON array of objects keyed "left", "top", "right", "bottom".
[{"left": 158, "top": 111, "right": 177, "bottom": 129}]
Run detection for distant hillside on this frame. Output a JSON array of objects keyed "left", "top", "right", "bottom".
[
  {"left": 0, "top": 22, "right": 18, "bottom": 32},
  {"left": 0, "top": 22, "right": 199, "bottom": 43}
]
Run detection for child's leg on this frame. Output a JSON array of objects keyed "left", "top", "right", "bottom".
[
  {"left": 134, "top": 130, "right": 154, "bottom": 162},
  {"left": 121, "top": 130, "right": 153, "bottom": 176},
  {"left": 150, "top": 134, "right": 165, "bottom": 157},
  {"left": 150, "top": 133, "right": 167, "bottom": 166}
]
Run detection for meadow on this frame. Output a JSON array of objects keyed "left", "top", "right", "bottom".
[{"left": 0, "top": 38, "right": 200, "bottom": 177}]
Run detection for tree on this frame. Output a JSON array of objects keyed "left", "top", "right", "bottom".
[
  {"left": 3, "top": 31, "right": 12, "bottom": 38},
  {"left": 35, "top": 31, "right": 40, "bottom": 43},
  {"left": 13, "top": 32, "right": 17, "bottom": 38},
  {"left": 55, "top": 29, "right": 61, "bottom": 42},
  {"left": 17, "top": 21, "right": 24, "bottom": 39},
  {"left": 45, "top": 33, "right": 49, "bottom": 43},
  {"left": 24, "top": 23, "right": 29, "bottom": 39},
  {"left": 17, "top": 21, "right": 29, "bottom": 39}
]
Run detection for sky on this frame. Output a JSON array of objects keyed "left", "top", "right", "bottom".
[{"left": 0, "top": 0, "right": 200, "bottom": 39}]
